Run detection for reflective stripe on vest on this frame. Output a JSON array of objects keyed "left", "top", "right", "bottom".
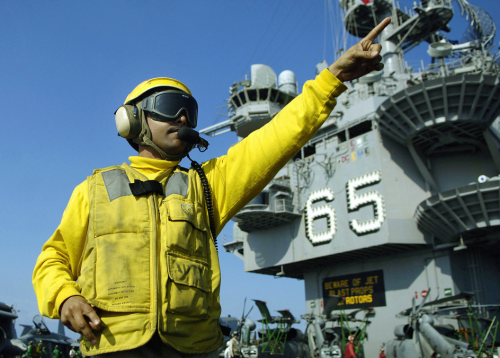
[
  {"left": 165, "top": 172, "right": 189, "bottom": 197},
  {"left": 101, "top": 169, "right": 132, "bottom": 201},
  {"left": 101, "top": 168, "right": 189, "bottom": 201}
]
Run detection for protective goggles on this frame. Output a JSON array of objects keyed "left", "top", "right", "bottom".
[{"left": 141, "top": 90, "right": 198, "bottom": 128}]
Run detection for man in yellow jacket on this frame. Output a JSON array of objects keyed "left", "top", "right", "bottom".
[{"left": 33, "top": 19, "right": 390, "bottom": 358}]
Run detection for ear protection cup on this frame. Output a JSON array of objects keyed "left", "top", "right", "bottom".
[{"left": 115, "top": 105, "right": 142, "bottom": 139}]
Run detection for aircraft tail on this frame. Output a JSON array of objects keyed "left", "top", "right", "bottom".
[{"left": 58, "top": 320, "right": 65, "bottom": 335}]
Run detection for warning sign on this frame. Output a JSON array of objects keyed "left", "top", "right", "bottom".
[{"left": 322, "top": 270, "right": 386, "bottom": 314}]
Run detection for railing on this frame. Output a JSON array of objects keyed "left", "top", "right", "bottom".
[
  {"left": 271, "top": 177, "right": 291, "bottom": 187},
  {"left": 222, "top": 232, "right": 243, "bottom": 245},
  {"left": 425, "top": 57, "right": 469, "bottom": 75}
]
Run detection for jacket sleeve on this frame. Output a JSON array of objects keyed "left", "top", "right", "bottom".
[
  {"left": 204, "top": 69, "right": 347, "bottom": 234},
  {"left": 32, "top": 180, "right": 90, "bottom": 318}
]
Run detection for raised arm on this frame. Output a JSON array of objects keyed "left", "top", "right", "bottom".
[{"left": 204, "top": 18, "right": 392, "bottom": 234}]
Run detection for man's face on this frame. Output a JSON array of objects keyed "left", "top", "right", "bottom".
[{"left": 146, "top": 89, "right": 188, "bottom": 156}]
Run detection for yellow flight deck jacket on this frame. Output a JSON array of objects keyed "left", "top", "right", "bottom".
[{"left": 33, "top": 69, "right": 346, "bottom": 356}]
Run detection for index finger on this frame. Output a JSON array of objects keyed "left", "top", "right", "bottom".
[
  {"left": 364, "top": 17, "right": 391, "bottom": 43},
  {"left": 83, "top": 305, "right": 101, "bottom": 329}
]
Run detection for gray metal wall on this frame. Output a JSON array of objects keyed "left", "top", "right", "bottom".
[
  {"left": 303, "top": 248, "right": 456, "bottom": 354},
  {"left": 241, "top": 129, "right": 430, "bottom": 273}
]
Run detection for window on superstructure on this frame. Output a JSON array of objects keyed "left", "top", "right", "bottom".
[
  {"left": 303, "top": 144, "right": 316, "bottom": 158},
  {"left": 259, "top": 88, "right": 269, "bottom": 101},
  {"left": 292, "top": 144, "right": 316, "bottom": 160},
  {"left": 238, "top": 92, "right": 247, "bottom": 105},
  {"left": 276, "top": 91, "right": 286, "bottom": 106},
  {"left": 337, "top": 130, "right": 347, "bottom": 143},
  {"left": 348, "top": 120, "right": 372, "bottom": 139},
  {"left": 248, "top": 89, "right": 257, "bottom": 102},
  {"left": 232, "top": 95, "right": 241, "bottom": 107},
  {"left": 270, "top": 88, "right": 279, "bottom": 102},
  {"left": 247, "top": 192, "right": 269, "bottom": 205}
]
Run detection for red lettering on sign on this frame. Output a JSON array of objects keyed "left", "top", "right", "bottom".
[
  {"left": 421, "top": 290, "right": 428, "bottom": 298},
  {"left": 415, "top": 291, "right": 418, "bottom": 299}
]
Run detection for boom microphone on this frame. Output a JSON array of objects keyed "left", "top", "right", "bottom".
[{"left": 178, "top": 127, "right": 209, "bottom": 151}]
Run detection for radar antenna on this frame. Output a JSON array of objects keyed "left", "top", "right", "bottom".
[{"left": 455, "top": 0, "right": 496, "bottom": 49}]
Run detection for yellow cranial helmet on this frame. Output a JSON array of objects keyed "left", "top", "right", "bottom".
[
  {"left": 115, "top": 77, "right": 196, "bottom": 161},
  {"left": 124, "top": 77, "right": 192, "bottom": 105}
]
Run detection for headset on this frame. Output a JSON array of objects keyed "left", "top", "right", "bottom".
[{"left": 115, "top": 104, "right": 142, "bottom": 139}]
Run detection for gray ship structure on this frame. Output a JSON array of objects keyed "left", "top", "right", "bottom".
[{"left": 202, "top": 0, "right": 500, "bottom": 356}]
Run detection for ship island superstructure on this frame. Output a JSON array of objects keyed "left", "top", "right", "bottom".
[{"left": 201, "top": 0, "right": 500, "bottom": 354}]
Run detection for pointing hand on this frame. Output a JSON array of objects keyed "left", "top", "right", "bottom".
[{"left": 328, "top": 17, "right": 391, "bottom": 82}]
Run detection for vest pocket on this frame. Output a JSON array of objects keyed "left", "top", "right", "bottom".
[
  {"left": 166, "top": 254, "right": 209, "bottom": 317},
  {"left": 91, "top": 233, "right": 151, "bottom": 312},
  {"left": 164, "top": 198, "right": 209, "bottom": 259}
]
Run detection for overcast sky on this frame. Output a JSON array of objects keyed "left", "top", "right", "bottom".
[{"left": 1, "top": 0, "right": 499, "bottom": 340}]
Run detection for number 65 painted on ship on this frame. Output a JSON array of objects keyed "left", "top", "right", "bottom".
[{"left": 305, "top": 170, "right": 386, "bottom": 244}]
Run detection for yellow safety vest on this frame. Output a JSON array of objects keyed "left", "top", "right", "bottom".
[{"left": 78, "top": 163, "right": 222, "bottom": 355}]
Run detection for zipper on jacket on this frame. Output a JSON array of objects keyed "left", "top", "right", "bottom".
[{"left": 150, "top": 192, "right": 159, "bottom": 332}]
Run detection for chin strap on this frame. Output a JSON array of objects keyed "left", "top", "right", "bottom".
[
  {"left": 187, "top": 154, "right": 217, "bottom": 250},
  {"left": 142, "top": 136, "right": 189, "bottom": 161}
]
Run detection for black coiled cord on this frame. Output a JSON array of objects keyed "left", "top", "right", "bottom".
[{"left": 187, "top": 155, "right": 217, "bottom": 250}]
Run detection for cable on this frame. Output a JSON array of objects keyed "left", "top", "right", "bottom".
[
  {"left": 324, "top": 0, "right": 328, "bottom": 61},
  {"left": 267, "top": 1, "right": 318, "bottom": 67},
  {"left": 269, "top": 8, "right": 320, "bottom": 68},
  {"left": 256, "top": 0, "right": 299, "bottom": 65},
  {"left": 327, "top": 0, "right": 337, "bottom": 58},
  {"left": 187, "top": 155, "right": 218, "bottom": 250},
  {"left": 240, "top": 0, "right": 283, "bottom": 76}
]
